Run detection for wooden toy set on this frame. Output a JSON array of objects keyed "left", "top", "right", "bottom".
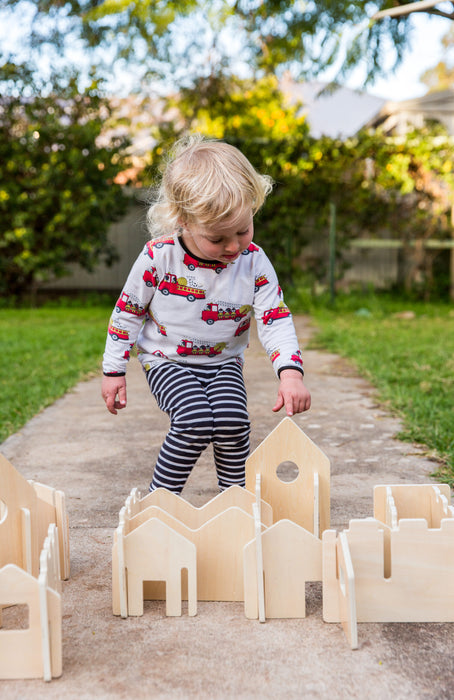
[
  {"left": 0, "top": 454, "right": 70, "bottom": 681},
  {"left": 111, "top": 417, "right": 454, "bottom": 648},
  {"left": 2, "top": 415, "right": 454, "bottom": 683}
]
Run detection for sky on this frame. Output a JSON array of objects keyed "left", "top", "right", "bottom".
[
  {"left": 0, "top": 4, "right": 450, "bottom": 102},
  {"left": 340, "top": 11, "right": 450, "bottom": 100}
]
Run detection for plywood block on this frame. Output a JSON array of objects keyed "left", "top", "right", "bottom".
[
  {"left": 245, "top": 417, "right": 330, "bottom": 534},
  {"left": 0, "top": 455, "right": 69, "bottom": 581},
  {"left": 337, "top": 532, "right": 358, "bottom": 650},
  {"left": 322, "top": 529, "right": 340, "bottom": 622},
  {"left": 325, "top": 517, "right": 454, "bottom": 627},
  {"left": 121, "top": 517, "right": 197, "bottom": 617},
  {"left": 244, "top": 519, "right": 322, "bottom": 619},
  {"left": 374, "top": 484, "right": 453, "bottom": 528},
  {"left": 0, "top": 454, "right": 37, "bottom": 572},
  {"left": 0, "top": 562, "right": 61, "bottom": 680},
  {"left": 135, "top": 486, "right": 273, "bottom": 532},
  {"left": 31, "top": 481, "right": 70, "bottom": 580},
  {"left": 138, "top": 506, "right": 256, "bottom": 602}
]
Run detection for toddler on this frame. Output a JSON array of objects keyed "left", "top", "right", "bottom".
[{"left": 102, "top": 136, "right": 311, "bottom": 494}]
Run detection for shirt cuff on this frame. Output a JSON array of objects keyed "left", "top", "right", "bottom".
[{"left": 277, "top": 365, "right": 304, "bottom": 378}]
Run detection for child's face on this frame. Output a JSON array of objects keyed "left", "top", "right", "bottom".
[{"left": 181, "top": 209, "right": 254, "bottom": 264}]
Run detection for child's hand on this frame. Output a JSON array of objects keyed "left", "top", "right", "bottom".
[
  {"left": 272, "top": 369, "right": 311, "bottom": 417},
  {"left": 102, "top": 375, "right": 127, "bottom": 415}
]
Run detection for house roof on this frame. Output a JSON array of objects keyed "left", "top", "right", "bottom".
[
  {"left": 280, "top": 76, "right": 387, "bottom": 139},
  {"left": 365, "top": 88, "right": 454, "bottom": 135}
]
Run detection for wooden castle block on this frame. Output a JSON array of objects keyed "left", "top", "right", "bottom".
[
  {"left": 374, "top": 483, "right": 454, "bottom": 528},
  {"left": 245, "top": 417, "right": 330, "bottom": 534},
  {"left": 323, "top": 512, "right": 454, "bottom": 650}
]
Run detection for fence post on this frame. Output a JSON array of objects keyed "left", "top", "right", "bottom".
[
  {"left": 451, "top": 204, "right": 454, "bottom": 303},
  {"left": 329, "top": 202, "right": 336, "bottom": 304}
]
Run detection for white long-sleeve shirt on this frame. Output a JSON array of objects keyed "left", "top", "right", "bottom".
[{"left": 102, "top": 234, "right": 304, "bottom": 377}]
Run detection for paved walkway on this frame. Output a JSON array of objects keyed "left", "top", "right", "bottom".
[{"left": 1, "top": 316, "right": 453, "bottom": 699}]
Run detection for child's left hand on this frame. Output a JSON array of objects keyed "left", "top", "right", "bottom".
[{"left": 272, "top": 369, "right": 311, "bottom": 416}]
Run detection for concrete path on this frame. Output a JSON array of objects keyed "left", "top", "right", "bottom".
[{"left": 1, "top": 316, "right": 453, "bottom": 699}]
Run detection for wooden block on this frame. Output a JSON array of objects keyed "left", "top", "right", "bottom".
[
  {"left": 122, "top": 517, "right": 197, "bottom": 617},
  {"left": 245, "top": 417, "right": 330, "bottom": 534},
  {"left": 322, "top": 529, "right": 339, "bottom": 622},
  {"left": 31, "top": 481, "right": 70, "bottom": 580},
  {"left": 244, "top": 519, "right": 322, "bottom": 619},
  {"left": 374, "top": 483, "right": 452, "bottom": 527},
  {"left": 136, "top": 485, "right": 273, "bottom": 531},
  {"left": 337, "top": 532, "right": 358, "bottom": 650},
  {"left": 328, "top": 517, "right": 454, "bottom": 624},
  {"left": 0, "top": 563, "right": 62, "bottom": 680},
  {"left": 137, "top": 506, "right": 256, "bottom": 602},
  {"left": 0, "top": 454, "right": 37, "bottom": 573}
]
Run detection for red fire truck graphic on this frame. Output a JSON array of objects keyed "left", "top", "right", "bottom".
[
  {"left": 145, "top": 241, "right": 155, "bottom": 260},
  {"left": 201, "top": 303, "right": 250, "bottom": 325},
  {"left": 145, "top": 237, "right": 175, "bottom": 259},
  {"left": 177, "top": 339, "right": 226, "bottom": 357},
  {"left": 115, "top": 292, "right": 147, "bottom": 317},
  {"left": 242, "top": 243, "right": 259, "bottom": 256},
  {"left": 254, "top": 274, "right": 269, "bottom": 292},
  {"left": 292, "top": 350, "right": 303, "bottom": 367},
  {"left": 152, "top": 237, "right": 175, "bottom": 249},
  {"left": 143, "top": 266, "right": 158, "bottom": 287},
  {"left": 152, "top": 350, "right": 168, "bottom": 359},
  {"left": 262, "top": 303, "right": 291, "bottom": 325},
  {"left": 159, "top": 274, "right": 206, "bottom": 301},
  {"left": 234, "top": 318, "right": 251, "bottom": 337},
  {"left": 183, "top": 253, "right": 227, "bottom": 274},
  {"left": 149, "top": 311, "right": 167, "bottom": 335},
  {"left": 108, "top": 322, "right": 130, "bottom": 341}
]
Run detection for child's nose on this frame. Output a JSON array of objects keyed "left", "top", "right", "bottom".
[{"left": 225, "top": 239, "right": 240, "bottom": 254}]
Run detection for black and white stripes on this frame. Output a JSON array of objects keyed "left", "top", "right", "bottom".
[{"left": 146, "top": 361, "right": 250, "bottom": 493}]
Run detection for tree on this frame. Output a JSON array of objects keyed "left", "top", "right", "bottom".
[
  {"left": 421, "top": 24, "right": 454, "bottom": 90},
  {"left": 0, "top": 64, "right": 130, "bottom": 300},
  {"left": 142, "top": 73, "right": 454, "bottom": 297},
  {"left": 1, "top": 1, "right": 452, "bottom": 91}
]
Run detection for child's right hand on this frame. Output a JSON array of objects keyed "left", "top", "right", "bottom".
[{"left": 101, "top": 375, "right": 127, "bottom": 415}]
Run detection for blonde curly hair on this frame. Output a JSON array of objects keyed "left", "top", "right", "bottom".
[{"left": 147, "top": 134, "right": 273, "bottom": 238}]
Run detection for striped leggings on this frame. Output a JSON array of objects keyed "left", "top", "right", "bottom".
[{"left": 146, "top": 361, "right": 250, "bottom": 494}]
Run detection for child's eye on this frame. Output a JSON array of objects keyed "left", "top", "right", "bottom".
[{"left": 210, "top": 239, "right": 222, "bottom": 244}]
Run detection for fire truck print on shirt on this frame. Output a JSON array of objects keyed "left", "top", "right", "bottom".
[{"left": 102, "top": 235, "right": 304, "bottom": 378}]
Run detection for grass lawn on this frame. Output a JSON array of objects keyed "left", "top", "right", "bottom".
[
  {"left": 0, "top": 305, "right": 112, "bottom": 444},
  {"left": 301, "top": 294, "right": 454, "bottom": 485},
  {"left": 1, "top": 296, "right": 453, "bottom": 488}
]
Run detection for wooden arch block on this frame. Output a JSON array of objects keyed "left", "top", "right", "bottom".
[{"left": 245, "top": 417, "right": 330, "bottom": 534}]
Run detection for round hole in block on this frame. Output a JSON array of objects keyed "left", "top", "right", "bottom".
[
  {"left": 0, "top": 498, "right": 7, "bottom": 524},
  {"left": 276, "top": 461, "right": 299, "bottom": 483}
]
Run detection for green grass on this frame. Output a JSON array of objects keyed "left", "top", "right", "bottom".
[
  {"left": 299, "top": 293, "right": 454, "bottom": 485},
  {"left": 1, "top": 294, "right": 454, "bottom": 488},
  {"left": 0, "top": 305, "right": 112, "bottom": 444}
]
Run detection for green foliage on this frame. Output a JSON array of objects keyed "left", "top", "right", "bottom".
[
  {"left": 0, "top": 0, "right": 434, "bottom": 90},
  {"left": 0, "top": 64, "right": 131, "bottom": 299},
  {"left": 144, "top": 75, "right": 454, "bottom": 296},
  {"left": 0, "top": 305, "right": 111, "bottom": 443},
  {"left": 309, "top": 296, "right": 454, "bottom": 484}
]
